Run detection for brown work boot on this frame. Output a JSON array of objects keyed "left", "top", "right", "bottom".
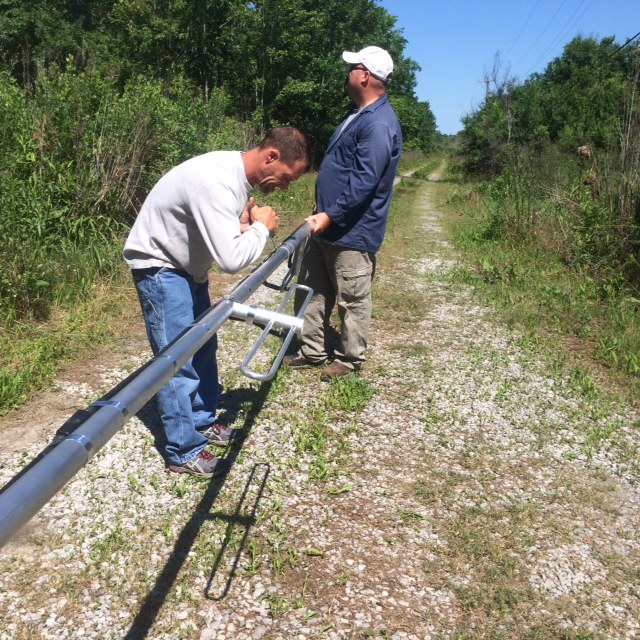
[
  {"left": 283, "top": 354, "right": 322, "bottom": 368},
  {"left": 320, "top": 361, "right": 353, "bottom": 381}
]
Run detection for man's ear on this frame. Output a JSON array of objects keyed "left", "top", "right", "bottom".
[{"left": 265, "top": 148, "right": 280, "bottom": 164}]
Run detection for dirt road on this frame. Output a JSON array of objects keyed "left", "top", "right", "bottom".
[{"left": 1, "top": 172, "right": 639, "bottom": 639}]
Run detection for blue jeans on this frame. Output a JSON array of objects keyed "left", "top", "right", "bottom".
[{"left": 132, "top": 267, "right": 219, "bottom": 464}]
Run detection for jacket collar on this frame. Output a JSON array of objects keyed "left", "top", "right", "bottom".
[{"left": 327, "top": 94, "right": 389, "bottom": 151}]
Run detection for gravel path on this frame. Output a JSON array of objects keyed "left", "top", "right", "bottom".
[{"left": 1, "top": 174, "right": 639, "bottom": 639}]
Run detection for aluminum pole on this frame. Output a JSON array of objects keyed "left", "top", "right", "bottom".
[{"left": 0, "top": 222, "right": 311, "bottom": 550}]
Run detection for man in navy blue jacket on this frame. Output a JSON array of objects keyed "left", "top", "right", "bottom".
[{"left": 286, "top": 46, "right": 403, "bottom": 379}]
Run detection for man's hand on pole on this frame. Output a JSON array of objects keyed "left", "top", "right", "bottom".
[{"left": 305, "top": 211, "right": 331, "bottom": 234}]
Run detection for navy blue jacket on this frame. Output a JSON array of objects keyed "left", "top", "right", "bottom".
[{"left": 316, "top": 94, "right": 402, "bottom": 253}]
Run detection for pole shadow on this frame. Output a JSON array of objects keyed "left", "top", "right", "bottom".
[
  {"left": 124, "top": 381, "right": 273, "bottom": 640},
  {"left": 204, "top": 461, "right": 270, "bottom": 600}
]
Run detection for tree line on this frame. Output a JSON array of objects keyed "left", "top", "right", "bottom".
[
  {"left": 0, "top": 0, "right": 437, "bottom": 158},
  {"left": 460, "top": 35, "right": 639, "bottom": 287},
  {"left": 0, "top": 0, "right": 438, "bottom": 328}
]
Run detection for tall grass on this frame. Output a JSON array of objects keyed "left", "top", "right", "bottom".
[
  {"left": 0, "top": 68, "right": 243, "bottom": 324},
  {"left": 450, "top": 63, "right": 639, "bottom": 382},
  {"left": 0, "top": 66, "right": 245, "bottom": 412},
  {"left": 445, "top": 151, "right": 640, "bottom": 383}
]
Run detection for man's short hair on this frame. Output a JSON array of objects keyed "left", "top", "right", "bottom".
[{"left": 259, "top": 127, "right": 311, "bottom": 170}]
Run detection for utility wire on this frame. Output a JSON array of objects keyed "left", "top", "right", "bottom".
[
  {"left": 611, "top": 30, "right": 640, "bottom": 55},
  {"left": 525, "top": 0, "right": 596, "bottom": 75},
  {"left": 516, "top": 0, "right": 569, "bottom": 67},
  {"left": 504, "top": 0, "right": 543, "bottom": 62}
]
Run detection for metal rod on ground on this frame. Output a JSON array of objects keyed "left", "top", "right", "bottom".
[{"left": 0, "top": 222, "right": 312, "bottom": 550}]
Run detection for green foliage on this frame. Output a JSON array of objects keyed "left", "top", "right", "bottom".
[
  {"left": 448, "top": 172, "right": 640, "bottom": 383},
  {"left": 0, "top": 334, "right": 63, "bottom": 412},
  {"left": 389, "top": 95, "right": 437, "bottom": 152},
  {"left": 0, "top": 65, "right": 243, "bottom": 409},
  {"left": 325, "top": 375, "right": 376, "bottom": 412},
  {"left": 0, "top": 0, "right": 82, "bottom": 86},
  {"left": 0, "top": 289, "right": 126, "bottom": 413},
  {"left": 532, "top": 36, "right": 626, "bottom": 149},
  {"left": 0, "top": 0, "right": 436, "bottom": 155},
  {"left": 459, "top": 35, "right": 639, "bottom": 322},
  {"left": 462, "top": 37, "right": 634, "bottom": 170},
  {"left": 0, "top": 67, "right": 241, "bottom": 325},
  {"left": 293, "top": 419, "right": 327, "bottom": 456}
]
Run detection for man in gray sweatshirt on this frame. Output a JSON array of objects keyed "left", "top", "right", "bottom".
[{"left": 124, "top": 127, "right": 310, "bottom": 478}]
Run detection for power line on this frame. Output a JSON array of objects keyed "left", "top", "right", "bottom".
[
  {"left": 611, "top": 30, "right": 640, "bottom": 55},
  {"left": 504, "top": 0, "right": 543, "bottom": 61},
  {"left": 525, "top": 0, "right": 596, "bottom": 75},
  {"left": 516, "top": 0, "right": 569, "bottom": 67}
]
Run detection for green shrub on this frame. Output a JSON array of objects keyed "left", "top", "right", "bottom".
[
  {"left": 0, "top": 66, "right": 245, "bottom": 409},
  {"left": 0, "top": 67, "right": 243, "bottom": 326}
]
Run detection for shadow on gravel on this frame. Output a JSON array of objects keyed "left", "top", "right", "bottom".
[
  {"left": 205, "top": 461, "right": 270, "bottom": 600},
  {"left": 0, "top": 360, "right": 161, "bottom": 505},
  {"left": 124, "top": 383, "right": 273, "bottom": 640}
]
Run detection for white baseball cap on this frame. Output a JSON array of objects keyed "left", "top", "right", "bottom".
[{"left": 342, "top": 46, "right": 394, "bottom": 84}]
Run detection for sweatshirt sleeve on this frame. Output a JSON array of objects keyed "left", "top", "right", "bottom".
[{"left": 189, "top": 181, "right": 269, "bottom": 274}]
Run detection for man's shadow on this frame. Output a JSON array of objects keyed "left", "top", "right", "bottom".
[{"left": 125, "top": 381, "right": 274, "bottom": 639}]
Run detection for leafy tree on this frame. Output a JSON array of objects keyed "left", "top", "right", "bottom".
[
  {"left": 462, "top": 36, "right": 635, "bottom": 171},
  {"left": 0, "top": 0, "right": 83, "bottom": 86},
  {"left": 0, "top": 0, "right": 437, "bottom": 157},
  {"left": 244, "top": 0, "right": 433, "bottom": 154},
  {"left": 389, "top": 95, "right": 437, "bottom": 151},
  {"left": 461, "top": 35, "right": 639, "bottom": 289}
]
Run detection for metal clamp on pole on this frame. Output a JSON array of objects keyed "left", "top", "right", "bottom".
[
  {"left": 280, "top": 241, "right": 307, "bottom": 292},
  {"left": 233, "top": 284, "right": 313, "bottom": 381}
]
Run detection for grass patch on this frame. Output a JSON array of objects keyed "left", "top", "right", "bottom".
[
  {"left": 439, "top": 167, "right": 640, "bottom": 400},
  {"left": 0, "top": 272, "right": 136, "bottom": 413},
  {"left": 324, "top": 374, "right": 376, "bottom": 412}
]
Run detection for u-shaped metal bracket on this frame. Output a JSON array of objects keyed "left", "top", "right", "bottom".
[{"left": 232, "top": 284, "right": 313, "bottom": 381}]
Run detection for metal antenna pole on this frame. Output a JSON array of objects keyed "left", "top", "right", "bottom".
[{"left": 0, "top": 222, "right": 312, "bottom": 550}]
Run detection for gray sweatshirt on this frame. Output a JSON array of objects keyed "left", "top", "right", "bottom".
[{"left": 123, "top": 150, "right": 269, "bottom": 282}]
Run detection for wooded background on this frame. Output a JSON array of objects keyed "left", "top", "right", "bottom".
[{"left": 0, "top": 1, "right": 638, "bottom": 407}]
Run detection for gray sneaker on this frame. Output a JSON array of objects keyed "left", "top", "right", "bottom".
[
  {"left": 167, "top": 449, "right": 229, "bottom": 478},
  {"left": 198, "top": 423, "right": 243, "bottom": 446}
]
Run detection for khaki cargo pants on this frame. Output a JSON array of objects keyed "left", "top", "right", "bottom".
[{"left": 294, "top": 237, "right": 376, "bottom": 370}]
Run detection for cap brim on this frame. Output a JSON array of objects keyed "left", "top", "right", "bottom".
[{"left": 342, "top": 51, "right": 360, "bottom": 64}]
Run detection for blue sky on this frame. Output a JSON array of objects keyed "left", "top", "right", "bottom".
[{"left": 377, "top": 0, "right": 639, "bottom": 134}]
